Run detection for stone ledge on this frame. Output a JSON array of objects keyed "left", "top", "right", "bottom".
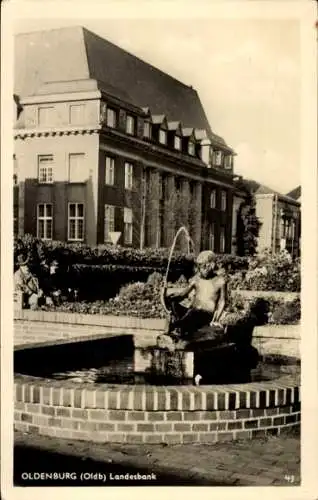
[
  {"left": 14, "top": 376, "right": 300, "bottom": 411},
  {"left": 14, "top": 310, "right": 165, "bottom": 330}
]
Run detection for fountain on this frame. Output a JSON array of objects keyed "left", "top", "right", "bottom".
[{"left": 14, "top": 227, "right": 300, "bottom": 444}]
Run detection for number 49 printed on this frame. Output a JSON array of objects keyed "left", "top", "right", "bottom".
[{"left": 284, "top": 475, "right": 295, "bottom": 483}]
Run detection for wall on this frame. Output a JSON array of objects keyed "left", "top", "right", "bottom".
[
  {"left": 15, "top": 133, "right": 100, "bottom": 245},
  {"left": 14, "top": 311, "right": 300, "bottom": 359},
  {"left": 14, "top": 374, "right": 300, "bottom": 444},
  {"left": 255, "top": 195, "right": 273, "bottom": 253}
]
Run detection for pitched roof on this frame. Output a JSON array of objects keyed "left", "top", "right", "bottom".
[
  {"left": 14, "top": 26, "right": 232, "bottom": 147},
  {"left": 286, "top": 186, "right": 301, "bottom": 200},
  {"left": 241, "top": 179, "right": 300, "bottom": 205}
]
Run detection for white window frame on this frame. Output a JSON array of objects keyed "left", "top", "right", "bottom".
[
  {"left": 69, "top": 104, "right": 85, "bottom": 125},
  {"left": 215, "top": 151, "right": 223, "bottom": 166},
  {"left": 104, "top": 204, "right": 116, "bottom": 243},
  {"left": 124, "top": 207, "right": 133, "bottom": 245},
  {"left": 124, "top": 162, "right": 134, "bottom": 190},
  {"left": 188, "top": 140, "right": 196, "bottom": 156},
  {"left": 37, "top": 203, "right": 53, "bottom": 240},
  {"left": 105, "top": 156, "right": 115, "bottom": 185},
  {"left": 224, "top": 155, "right": 232, "bottom": 169},
  {"left": 38, "top": 155, "right": 54, "bottom": 184},
  {"left": 68, "top": 203, "right": 85, "bottom": 242},
  {"left": 38, "top": 106, "right": 54, "bottom": 126},
  {"left": 68, "top": 153, "right": 86, "bottom": 183},
  {"left": 144, "top": 121, "right": 152, "bottom": 138},
  {"left": 126, "top": 114, "right": 135, "bottom": 135},
  {"left": 159, "top": 128, "right": 167, "bottom": 145},
  {"left": 221, "top": 190, "right": 227, "bottom": 211},
  {"left": 106, "top": 107, "right": 117, "bottom": 128},
  {"left": 210, "top": 189, "right": 216, "bottom": 209},
  {"left": 209, "top": 223, "right": 215, "bottom": 251},
  {"left": 220, "top": 227, "right": 226, "bottom": 253},
  {"left": 174, "top": 135, "right": 182, "bottom": 151}
]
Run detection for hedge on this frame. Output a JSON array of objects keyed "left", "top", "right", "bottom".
[{"left": 14, "top": 235, "right": 250, "bottom": 300}]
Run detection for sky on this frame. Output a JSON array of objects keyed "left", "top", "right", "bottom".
[{"left": 14, "top": 16, "right": 302, "bottom": 194}]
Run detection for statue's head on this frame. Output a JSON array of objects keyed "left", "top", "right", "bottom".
[{"left": 196, "top": 250, "right": 217, "bottom": 278}]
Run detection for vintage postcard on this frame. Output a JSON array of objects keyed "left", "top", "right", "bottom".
[{"left": 1, "top": 1, "right": 317, "bottom": 499}]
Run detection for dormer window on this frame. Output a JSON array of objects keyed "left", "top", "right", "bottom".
[
  {"left": 224, "top": 155, "right": 232, "bottom": 169},
  {"left": 106, "top": 107, "right": 117, "bottom": 128},
  {"left": 126, "top": 114, "right": 135, "bottom": 135},
  {"left": 144, "top": 121, "right": 152, "bottom": 138},
  {"left": 174, "top": 135, "right": 182, "bottom": 151},
  {"left": 159, "top": 129, "right": 167, "bottom": 145},
  {"left": 188, "top": 140, "right": 196, "bottom": 156},
  {"left": 215, "top": 151, "right": 223, "bottom": 166}
]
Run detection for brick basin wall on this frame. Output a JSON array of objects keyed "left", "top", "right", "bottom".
[
  {"left": 14, "top": 375, "right": 300, "bottom": 444},
  {"left": 14, "top": 310, "right": 300, "bottom": 358}
]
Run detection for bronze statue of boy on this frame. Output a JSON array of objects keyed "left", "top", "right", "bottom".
[{"left": 165, "top": 250, "right": 227, "bottom": 341}]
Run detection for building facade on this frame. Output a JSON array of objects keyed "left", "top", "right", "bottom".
[
  {"left": 231, "top": 180, "right": 301, "bottom": 257},
  {"left": 14, "top": 26, "right": 236, "bottom": 253}
]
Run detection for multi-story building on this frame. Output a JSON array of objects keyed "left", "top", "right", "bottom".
[
  {"left": 13, "top": 26, "right": 236, "bottom": 253},
  {"left": 232, "top": 179, "right": 301, "bottom": 257}
]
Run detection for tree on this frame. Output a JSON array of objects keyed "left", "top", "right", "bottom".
[{"left": 236, "top": 192, "right": 262, "bottom": 256}]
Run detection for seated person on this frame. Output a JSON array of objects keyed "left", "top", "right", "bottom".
[
  {"left": 47, "top": 259, "right": 63, "bottom": 305},
  {"left": 166, "top": 250, "right": 227, "bottom": 340},
  {"left": 14, "top": 256, "right": 44, "bottom": 310}
]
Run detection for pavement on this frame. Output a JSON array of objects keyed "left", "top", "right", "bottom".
[{"left": 13, "top": 428, "right": 300, "bottom": 487}]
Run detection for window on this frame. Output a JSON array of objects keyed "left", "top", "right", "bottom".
[
  {"left": 215, "top": 151, "right": 222, "bottom": 166},
  {"left": 209, "top": 223, "right": 215, "bottom": 251},
  {"left": 210, "top": 189, "right": 216, "bottom": 208},
  {"left": 70, "top": 104, "right": 85, "bottom": 125},
  {"left": 221, "top": 190, "right": 227, "bottom": 211},
  {"left": 224, "top": 155, "right": 232, "bottom": 169},
  {"left": 106, "top": 107, "right": 117, "bottom": 128},
  {"left": 68, "top": 153, "right": 86, "bottom": 183},
  {"left": 159, "top": 129, "right": 167, "bottom": 145},
  {"left": 105, "top": 156, "right": 115, "bottom": 185},
  {"left": 144, "top": 121, "right": 152, "bottom": 138},
  {"left": 68, "top": 203, "right": 84, "bottom": 241},
  {"left": 220, "top": 227, "right": 226, "bottom": 253},
  {"left": 188, "top": 140, "right": 195, "bottom": 156},
  {"left": 38, "top": 107, "right": 54, "bottom": 126},
  {"left": 126, "top": 115, "right": 135, "bottom": 135},
  {"left": 37, "top": 204, "right": 53, "bottom": 240},
  {"left": 104, "top": 204, "right": 115, "bottom": 243},
  {"left": 124, "top": 207, "right": 133, "bottom": 245},
  {"left": 174, "top": 135, "right": 182, "bottom": 151},
  {"left": 38, "top": 155, "right": 53, "bottom": 183},
  {"left": 124, "top": 162, "right": 134, "bottom": 190}
]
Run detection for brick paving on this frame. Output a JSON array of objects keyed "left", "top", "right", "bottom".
[{"left": 14, "top": 427, "right": 300, "bottom": 486}]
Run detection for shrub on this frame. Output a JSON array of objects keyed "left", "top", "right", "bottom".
[
  {"left": 226, "top": 292, "right": 300, "bottom": 325},
  {"left": 228, "top": 250, "right": 300, "bottom": 292},
  {"left": 270, "top": 297, "right": 301, "bottom": 325}
]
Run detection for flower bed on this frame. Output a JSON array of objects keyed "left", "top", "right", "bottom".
[{"left": 40, "top": 272, "right": 300, "bottom": 325}]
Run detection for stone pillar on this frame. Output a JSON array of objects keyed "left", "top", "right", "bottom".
[
  {"left": 179, "top": 178, "right": 190, "bottom": 253},
  {"left": 18, "top": 181, "right": 25, "bottom": 237},
  {"left": 163, "top": 174, "right": 176, "bottom": 248},
  {"left": 146, "top": 169, "right": 160, "bottom": 247},
  {"left": 189, "top": 182, "right": 202, "bottom": 253}
]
